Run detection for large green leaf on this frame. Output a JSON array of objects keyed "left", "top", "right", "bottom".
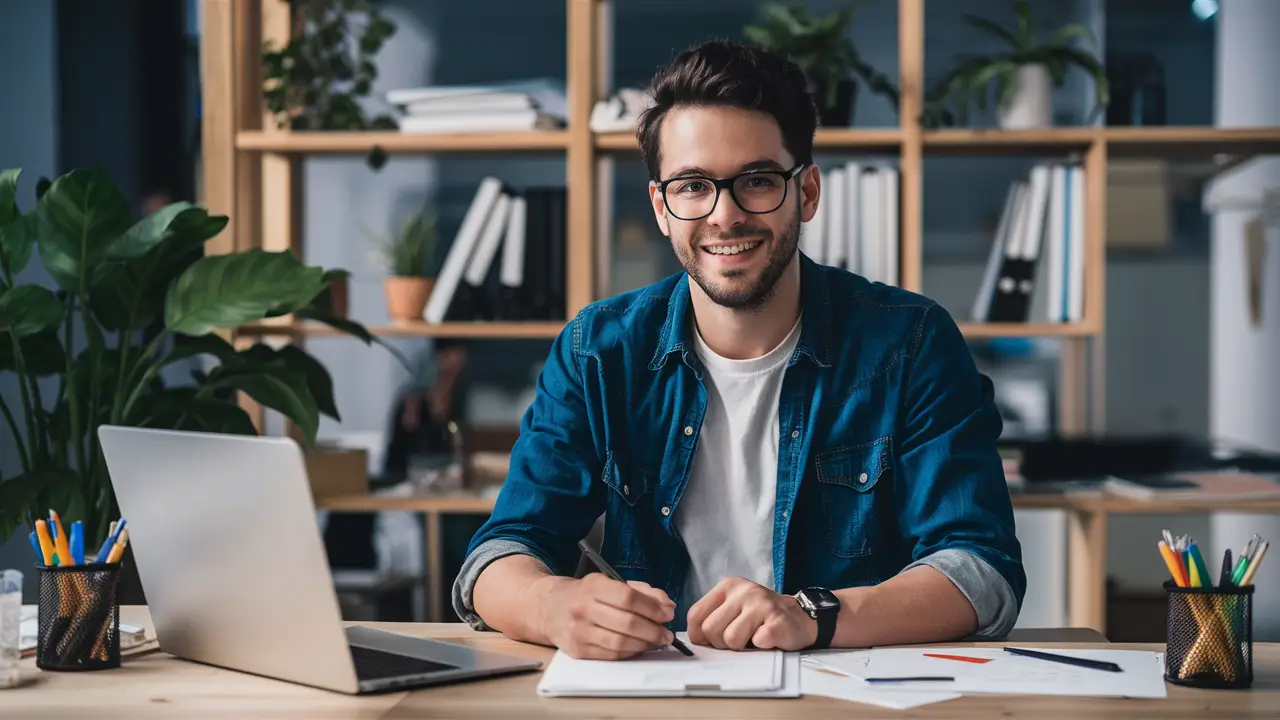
[
  {"left": 0, "top": 211, "right": 36, "bottom": 278},
  {"left": 105, "top": 202, "right": 227, "bottom": 263},
  {"left": 0, "top": 285, "right": 63, "bottom": 337},
  {"left": 0, "top": 329, "right": 66, "bottom": 375},
  {"left": 165, "top": 332, "right": 240, "bottom": 366},
  {"left": 203, "top": 365, "right": 319, "bottom": 443},
  {"left": 164, "top": 250, "right": 327, "bottom": 336},
  {"left": 234, "top": 343, "right": 339, "bottom": 421},
  {"left": 0, "top": 169, "right": 19, "bottom": 227},
  {"left": 90, "top": 216, "right": 213, "bottom": 332},
  {"left": 137, "top": 387, "right": 259, "bottom": 437},
  {"left": 106, "top": 202, "right": 195, "bottom": 260},
  {"left": 35, "top": 167, "right": 134, "bottom": 293}
]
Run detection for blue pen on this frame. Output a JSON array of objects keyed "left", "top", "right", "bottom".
[
  {"left": 94, "top": 519, "right": 126, "bottom": 564},
  {"left": 29, "top": 532, "right": 40, "bottom": 563},
  {"left": 70, "top": 521, "right": 84, "bottom": 565}
]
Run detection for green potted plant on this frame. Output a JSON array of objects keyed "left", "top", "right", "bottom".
[
  {"left": 374, "top": 209, "right": 438, "bottom": 322},
  {"left": 921, "top": 0, "right": 1109, "bottom": 129},
  {"left": 0, "top": 166, "right": 404, "bottom": 557},
  {"left": 262, "top": 0, "right": 398, "bottom": 169},
  {"left": 743, "top": 1, "right": 899, "bottom": 127}
]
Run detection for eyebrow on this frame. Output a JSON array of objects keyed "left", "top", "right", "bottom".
[{"left": 666, "top": 158, "right": 787, "bottom": 179}]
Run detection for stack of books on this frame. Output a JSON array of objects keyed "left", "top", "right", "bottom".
[
  {"left": 423, "top": 176, "right": 567, "bottom": 324},
  {"left": 970, "top": 163, "right": 1087, "bottom": 324},
  {"left": 386, "top": 78, "right": 567, "bottom": 133},
  {"left": 799, "top": 162, "right": 901, "bottom": 286}
]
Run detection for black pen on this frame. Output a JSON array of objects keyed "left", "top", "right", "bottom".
[
  {"left": 1003, "top": 646, "right": 1122, "bottom": 672},
  {"left": 576, "top": 539, "right": 694, "bottom": 656}
]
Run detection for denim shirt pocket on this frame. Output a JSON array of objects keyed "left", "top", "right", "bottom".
[
  {"left": 600, "top": 450, "right": 658, "bottom": 570},
  {"left": 813, "top": 436, "right": 892, "bottom": 558}
]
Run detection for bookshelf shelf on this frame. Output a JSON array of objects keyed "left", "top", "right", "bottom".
[
  {"left": 959, "top": 322, "right": 1098, "bottom": 339},
  {"left": 1102, "top": 126, "right": 1280, "bottom": 157},
  {"left": 923, "top": 128, "right": 1099, "bottom": 156},
  {"left": 594, "top": 128, "right": 903, "bottom": 153},
  {"left": 236, "top": 130, "right": 571, "bottom": 154},
  {"left": 236, "top": 320, "right": 565, "bottom": 340}
]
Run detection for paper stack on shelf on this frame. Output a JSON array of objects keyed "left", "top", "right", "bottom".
[{"left": 387, "top": 78, "right": 567, "bottom": 133}]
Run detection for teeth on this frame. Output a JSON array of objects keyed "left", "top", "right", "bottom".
[{"left": 705, "top": 242, "right": 760, "bottom": 256}]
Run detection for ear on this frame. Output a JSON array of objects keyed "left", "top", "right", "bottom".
[
  {"left": 648, "top": 180, "right": 670, "bottom": 237},
  {"left": 799, "top": 165, "right": 820, "bottom": 223}
]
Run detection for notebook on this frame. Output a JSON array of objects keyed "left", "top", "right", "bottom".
[{"left": 535, "top": 634, "right": 801, "bottom": 698}]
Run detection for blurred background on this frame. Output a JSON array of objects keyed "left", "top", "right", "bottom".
[{"left": 1, "top": 0, "right": 1277, "bottom": 644}]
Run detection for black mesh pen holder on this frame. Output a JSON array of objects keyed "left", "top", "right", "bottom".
[
  {"left": 36, "top": 563, "right": 121, "bottom": 671},
  {"left": 1163, "top": 580, "right": 1253, "bottom": 689}
]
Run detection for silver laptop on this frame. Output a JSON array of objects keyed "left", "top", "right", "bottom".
[{"left": 97, "top": 425, "right": 541, "bottom": 694}]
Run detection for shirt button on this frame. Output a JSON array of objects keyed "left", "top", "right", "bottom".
[
  {"left": 782, "top": 510, "right": 789, "bottom": 518},
  {"left": 790, "top": 429, "right": 800, "bottom": 439},
  {"left": 684, "top": 426, "right": 693, "bottom": 436},
  {"left": 661, "top": 506, "right": 671, "bottom": 516},
  {"left": 623, "top": 485, "right": 629, "bottom": 495},
  {"left": 858, "top": 472, "right": 869, "bottom": 484}
]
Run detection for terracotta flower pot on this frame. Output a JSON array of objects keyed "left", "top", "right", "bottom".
[{"left": 384, "top": 276, "right": 435, "bottom": 322}]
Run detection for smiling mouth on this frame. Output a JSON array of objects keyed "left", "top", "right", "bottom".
[{"left": 702, "top": 241, "right": 762, "bottom": 256}]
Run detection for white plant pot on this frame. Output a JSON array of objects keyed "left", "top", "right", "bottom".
[{"left": 998, "top": 64, "right": 1054, "bottom": 129}]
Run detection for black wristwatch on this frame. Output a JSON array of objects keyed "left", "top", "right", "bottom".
[{"left": 795, "top": 587, "right": 840, "bottom": 650}]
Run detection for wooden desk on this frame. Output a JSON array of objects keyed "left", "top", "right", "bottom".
[
  {"left": 316, "top": 490, "right": 1280, "bottom": 632},
  {"left": 7, "top": 608, "right": 1278, "bottom": 719}
]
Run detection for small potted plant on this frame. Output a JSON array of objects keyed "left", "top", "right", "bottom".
[
  {"left": 921, "top": 0, "right": 1108, "bottom": 129},
  {"left": 743, "top": 1, "right": 899, "bottom": 127},
  {"left": 261, "top": 0, "right": 399, "bottom": 169},
  {"left": 376, "top": 209, "right": 438, "bottom": 322}
]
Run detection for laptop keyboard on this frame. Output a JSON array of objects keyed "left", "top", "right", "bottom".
[{"left": 350, "top": 645, "right": 458, "bottom": 681}]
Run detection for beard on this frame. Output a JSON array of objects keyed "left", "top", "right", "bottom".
[{"left": 673, "top": 203, "right": 800, "bottom": 312}]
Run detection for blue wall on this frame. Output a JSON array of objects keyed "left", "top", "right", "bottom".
[{"left": 0, "top": 0, "right": 59, "bottom": 598}]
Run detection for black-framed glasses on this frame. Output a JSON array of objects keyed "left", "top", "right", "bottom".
[{"left": 656, "top": 163, "right": 806, "bottom": 221}]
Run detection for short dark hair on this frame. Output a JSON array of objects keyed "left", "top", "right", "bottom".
[{"left": 635, "top": 39, "right": 818, "bottom": 181}]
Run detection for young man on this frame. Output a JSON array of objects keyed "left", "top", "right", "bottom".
[{"left": 452, "top": 40, "right": 1024, "bottom": 660}]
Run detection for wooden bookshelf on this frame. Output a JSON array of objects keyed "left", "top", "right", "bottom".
[
  {"left": 923, "top": 128, "right": 1099, "bottom": 156},
  {"left": 236, "top": 129, "right": 571, "bottom": 154},
  {"left": 202, "top": 0, "right": 1280, "bottom": 440}
]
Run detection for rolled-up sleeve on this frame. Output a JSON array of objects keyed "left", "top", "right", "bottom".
[
  {"left": 451, "top": 317, "right": 605, "bottom": 627},
  {"left": 894, "top": 304, "right": 1026, "bottom": 638}
]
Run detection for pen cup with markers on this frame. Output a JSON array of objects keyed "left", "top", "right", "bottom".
[
  {"left": 1163, "top": 580, "right": 1252, "bottom": 689},
  {"left": 36, "top": 563, "right": 121, "bottom": 671}
]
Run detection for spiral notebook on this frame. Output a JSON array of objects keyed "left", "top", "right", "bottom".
[{"left": 536, "top": 634, "right": 801, "bottom": 698}]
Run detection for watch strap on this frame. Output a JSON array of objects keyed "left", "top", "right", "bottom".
[{"left": 810, "top": 606, "right": 837, "bottom": 650}]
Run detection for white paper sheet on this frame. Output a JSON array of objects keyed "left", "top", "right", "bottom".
[
  {"left": 801, "top": 661, "right": 962, "bottom": 709},
  {"left": 809, "top": 647, "right": 1167, "bottom": 699},
  {"left": 536, "top": 633, "right": 800, "bottom": 698}
]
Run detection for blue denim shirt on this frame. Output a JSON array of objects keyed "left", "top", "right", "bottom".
[{"left": 454, "top": 254, "right": 1025, "bottom": 634}]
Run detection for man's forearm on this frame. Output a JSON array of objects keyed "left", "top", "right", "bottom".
[
  {"left": 830, "top": 565, "right": 978, "bottom": 647},
  {"left": 472, "top": 554, "right": 568, "bottom": 646}
]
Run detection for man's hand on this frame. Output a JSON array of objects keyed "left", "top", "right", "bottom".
[
  {"left": 687, "top": 577, "right": 817, "bottom": 651},
  {"left": 537, "top": 573, "right": 676, "bottom": 660}
]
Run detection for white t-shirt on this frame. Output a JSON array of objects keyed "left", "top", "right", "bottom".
[{"left": 675, "top": 316, "right": 803, "bottom": 608}]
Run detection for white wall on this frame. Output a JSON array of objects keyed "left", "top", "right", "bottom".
[{"left": 1208, "top": 0, "right": 1280, "bottom": 642}]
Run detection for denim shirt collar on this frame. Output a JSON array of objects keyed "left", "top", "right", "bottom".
[{"left": 648, "top": 252, "right": 834, "bottom": 372}]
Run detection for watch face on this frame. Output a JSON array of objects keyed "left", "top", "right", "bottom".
[{"left": 799, "top": 587, "right": 840, "bottom": 613}]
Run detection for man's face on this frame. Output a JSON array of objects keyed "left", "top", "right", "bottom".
[{"left": 648, "top": 105, "right": 817, "bottom": 311}]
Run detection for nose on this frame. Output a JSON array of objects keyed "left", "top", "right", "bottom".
[{"left": 704, "top": 185, "right": 749, "bottom": 230}]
